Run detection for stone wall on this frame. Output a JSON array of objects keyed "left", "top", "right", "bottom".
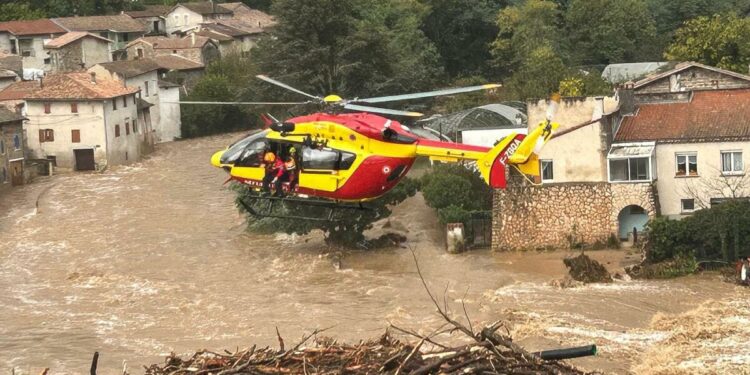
[{"left": 492, "top": 175, "right": 659, "bottom": 250}]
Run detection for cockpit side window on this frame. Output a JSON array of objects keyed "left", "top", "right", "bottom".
[
  {"left": 221, "top": 130, "right": 269, "bottom": 165},
  {"left": 235, "top": 140, "right": 269, "bottom": 167},
  {"left": 300, "top": 146, "right": 356, "bottom": 170}
]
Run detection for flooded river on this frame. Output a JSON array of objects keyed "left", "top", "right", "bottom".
[{"left": 0, "top": 133, "right": 747, "bottom": 374}]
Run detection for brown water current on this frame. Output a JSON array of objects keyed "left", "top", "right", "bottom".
[{"left": 0, "top": 133, "right": 747, "bottom": 374}]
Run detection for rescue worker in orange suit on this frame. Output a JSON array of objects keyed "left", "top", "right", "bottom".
[
  {"left": 273, "top": 147, "right": 298, "bottom": 197},
  {"left": 261, "top": 147, "right": 280, "bottom": 194}
]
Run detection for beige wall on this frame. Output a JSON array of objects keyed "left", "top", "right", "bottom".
[
  {"left": 527, "top": 96, "right": 619, "bottom": 183},
  {"left": 103, "top": 95, "right": 142, "bottom": 165},
  {"left": 166, "top": 6, "right": 203, "bottom": 35},
  {"left": 157, "top": 85, "right": 181, "bottom": 142},
  {"left": 81, "top": 38, "right": 111, "bottom": 67},
  {"left": 655, "top": 141, "right": 750, "bottom": 217}
]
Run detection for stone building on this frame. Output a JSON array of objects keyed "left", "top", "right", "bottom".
[
  {"left": 23, "top": 72, "right": 142, "bottom": 170},
  {"left": 150, "top": 54, "right": 205, "bottom": 91},
  {"left": 491, "top": 62, "right": 750, "bottom": 250},
  {"left": 165, "top": 1, "right": 233, "bottom": 36},
  {"left": 0, "top": 107, "right": 26, "bottom": 190},
  {"left": 0, "top": 19, "right": 66, "bottom": 71},
  {"left": 52, "top": 15, "right": 147, "bottom": 60},
  {"left": 45, "top": 32, "right": 112, "bottom": 72},
  {"left": 125, "top": 5, "right": 171, "bottom": 36},
  {"left": 125, "top": 35, "right": 219, "bottom": 66}
]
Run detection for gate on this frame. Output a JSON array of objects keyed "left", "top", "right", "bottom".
[
  {"left": 466, "top": 211, "right": 492, "bottom": 248},
  {"left": 74, "top": 149, "right": 95, "bottom": 171}
]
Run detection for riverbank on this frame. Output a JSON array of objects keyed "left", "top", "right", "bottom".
[{"left": 0, "top": 133, "right": 745, "bottom": 375}]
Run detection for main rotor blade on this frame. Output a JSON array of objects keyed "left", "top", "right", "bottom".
[
  {"left": 256, "top": 75, "right": 321, "bottom": 100},
  {"left": 344, "top": 103, "right": 423, "bottom": 117},
  {"left": 167, "top": 101, "right": 308, "bottom": 105},
  {"left": 355, "top": 84, "right": 501, "bottom": 104}
]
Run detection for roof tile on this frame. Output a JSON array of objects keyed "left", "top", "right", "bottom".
[
  {"left": 0, "top": 19, "right": 66, "bottom": 36},
  {"left": 151, "top": 54, "right": 204, "bottom": 71},
  {"left": 615, "top": 89, "right": 750, "bottom": 142},
  {"left": 53, "top": 15, "right": 146, "bottom": 33},
  {"left": 95, "top": 59, "right": 161, "bottom": 78},
  {"left": 0, "top": 80, "right": 40, "bottom": 101},
  {"left": 26, "top": 72, "right": 139, "bottom": 100},
  {"left": 45, "top": 32, "right": 111, "bottom": 49}
]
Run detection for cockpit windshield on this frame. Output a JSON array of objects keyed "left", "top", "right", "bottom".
[{"left": 220, "top": 130, "right": 270, "bottom": 165}]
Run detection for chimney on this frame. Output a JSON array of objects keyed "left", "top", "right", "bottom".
[
  {"left": 39, "top": 76, "right": 43, "bottom": 88},
  {"left": 90, "top": 71, "right": 96, "bottom": 84},
  {"left": 618, "top": 82, "right": 635, "bottom": 116}
]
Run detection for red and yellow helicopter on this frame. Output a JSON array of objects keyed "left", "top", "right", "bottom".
[{"left": 190, "top": 75, "right": 560, "bottom": 217}]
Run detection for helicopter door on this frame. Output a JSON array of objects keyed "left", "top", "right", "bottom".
[{"left": 298, "top": 146, "right": 344, "bottom": 192}]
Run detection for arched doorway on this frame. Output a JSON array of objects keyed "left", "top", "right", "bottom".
[{"left": 618, "top": 205, "right": 649, "bottom": 241}]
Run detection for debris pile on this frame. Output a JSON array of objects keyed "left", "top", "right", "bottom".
[
  {"left": 563, "top": 253, "right": 612, "bottom": 283},
  {"left": 144, "top": 328, "right": 592, "bottom": 375}
]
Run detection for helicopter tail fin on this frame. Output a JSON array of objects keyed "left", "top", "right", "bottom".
[{"left": 477, "top": 133, "right": 525, "bottom": 189}]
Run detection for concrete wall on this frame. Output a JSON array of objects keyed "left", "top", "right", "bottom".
[
  {"left": 527, "top": 96, "right": 619, "bottom": 183},
  {"left": 25, "top": 100, "right": 109, "bottom": 169},
  {"left": 49, "top": 38, "right": 111, "bottom": 72},
  {"left": 0, "top": 33, "right": 12, "bottom": 55},
  {"left": 157, "top": 85, "right": 181, "bottom": 141},
  {"left": 0, "top": 121, "right": 24, "bottom": 185},
  {"left": 636, "top": 66, "right": 750, "bottom": 95},
  {"left": 654, "top": 141, "right": 750, "bottom": 217},
  {"left": 103, "top": 95, "right": 141, "bottom": 165},
  {"left": 492, "top": 175, "right": 658, "bottom": 250},
  {"left": 12, "top": 36, "right": 55, "bottom": 71},
  {"left": 151, "top": 43, "right": 218, "bottom": 65}
]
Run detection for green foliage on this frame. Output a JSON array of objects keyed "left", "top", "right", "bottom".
[
  {"left": 647, "top": 0, "right": 750, "bottom": 35},
  {"left": 565, "top": 0, "right": 657, "bottom": 64},
  {"left": 0, "top": 2, "right": 46, "bottom": 21},
  {"left": 559, "top": 71, "right": 613, "bottom": 97},
  {"left": 421, "top": 0, "right": 506, "bottom": 77},
  {"left": 235, "top": 178, "right": 419, "bottom": 247},
  {"left": 181, "top": 74, "right": 255, "bottom": 138},
  {"left": 506, "top": 46, "right": 567, "bottom": 100},
  {"left": 631, "top": 254, "right": 699, "bottom": 279},
  {"left": 665, "top": 14, "right": 750, "bottom": 74},
  {"left": 421, "top": 163, "right": 492, "bottom": 228},
  {"left": 645, "top": 200, "right": 750, "bottom": 263}
]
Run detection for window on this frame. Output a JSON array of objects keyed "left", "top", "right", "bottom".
[
  {"left": 137, "top": 48, "right": 144, "bottom": 59},
  {"left": 133, "top": 95, "right": 137, "bottom": 105},
  {"left": 126, "top": 121, "right": 130, "bottom": 135},
  {"left": 122, "top": 33, "right": 129, "bottom": 42},
  {"left": 144, "top": 81, "right": 149, "bottom": 97},
  {"left": 235, "top": 140, "right": 268, "bottom": 167},
  {"left": 540, "top": 160, "right": 553, "bottom": 182},
  {"left": 39, "top": 129, "right": 54, "bottom": 142},
  {"left": 301, "top": 147, "right": 356, "bottom": 170},
  {"left": 115, "top": 124, "right": 120, "bottom": 137},
  {"left": 174, "top": 15, "right": 179, "bottom": 26},
  {"left": 71, "top": 129, "right": 80, "bottom": 143},
  {"left": 43, "top": 57, "right": 50, "bottom": 65},
  {"left": 44, "top": 103, "right": 51, "bottom": 114},
  {"left": 184, "top": 15, "right": 189, "bottom": 25},
  {"left": 721, "top": 151, "right": 743, "bottom": 174},
  {"left": 112, "top": 98, "right": 117, "bottom": 110},
  {"left": 609, "top": 157, "right": 651, "bottom": 182},
  {"left": 1, "top": 167, "right": 5, "bottom": 183},
  {"left": 133, "top": 120, "right": 138, "bottom": 133},
  {"left": 676, "top": 153, "right": 697, "bottom": 176},
  {"left": 13, "top": 134, "right": 20, "bottom": 150},
  {"left": 0, "top": 139, "right": 4, "bottom": 154},
  {"left": 70, "top": 102, "right": 78, "bottom": 113},
  {"left": 681, "top": 199, "right": 695, "bottom": 213},
  {"left": 153, "top": 21, "right": 159, "bottom": 33},
  {"left": 123, "top": 96, "right": 128, "bottom": 108}
]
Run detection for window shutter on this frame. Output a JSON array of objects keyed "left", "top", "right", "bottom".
[
  {"left": 72, "top": 129, "right": 80, "bottom": 143},
  {"left": 44, "top": 103, "right": 51, "bottom": 114},
  {"left": 39, "top": 129, "right": 45, "bottom": 142},
  {"left": 71, "top": 103, "right": 78, "bottom": 113},
  {"left": 48, "top": 129, "right": 54, "bottom": 142}
]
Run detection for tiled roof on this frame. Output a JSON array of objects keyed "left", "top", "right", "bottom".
[
  {"left": 45, "top": 32, "right": 111, "bottom": 49},
  {"left": 130, "top": 35, "right": 212, "bottom": 49},
  {"left": 212, "top": 19, "right": 263, "bottom": 35},
  {"left": 176, "top": 2, "right": 232, "bottom": 15},
  {"left": 0, "top": 69, "right": 17, "bottom": 78},
  {"left": 615, "top": 89, "right": 750, "bottom": 143},
  {"left": 0, "top": 19, "right": 66, "bottom": 36},
  {"left": 0, "top": 80, "right": 40, "bottom": 101},
  {"left": 125, "top": 5, "right": 172, "bottom": 18},
  {"left": 53, "top": 15, "right": 146, "bottom": 33},
  {"left": 96, "top": 59, "right": 160, "bottom": 78},
  {"left": 25, "top": 73, "right": 139, "bottom": 100},
  {"left": 0, "top": 106, "right": 25, "bottom": 124},
  {"left": 220, "top": 3, "right": 276, "bottom": 28},
  {"left": 158, "top": 80, "right": 181, "bottom": 88},
  {"left": 151, "top": 54, "right": 204, "bottom": 71},
  {"left": 195, "top": 29, "right": 233, "bottom": 41},
  {"left": 633, "top": 61, "right": 750, "bottom": 89}
]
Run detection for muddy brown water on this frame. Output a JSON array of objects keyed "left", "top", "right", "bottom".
[{"left": 0, "top": 133, "right": 746, "bottom": 374}]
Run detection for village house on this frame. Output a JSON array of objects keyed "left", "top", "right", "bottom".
[
  {"left": 124, "top": 5, "right": 171, "bottom": 36},
  {"left": 125, "top": 35, "right": 219, "bottom": 66},
  {"left": 150, "top": 54, "right": 205, "bottom": 90},
  {"left": 23, "top": 72, "right": 143, "bottom": 170},
  {"left": 492, "top": 62, "right": 750, "bottom": 251},
  {"left": 0, "top": 107, "right": 26, "bottom": 190},
  {"left": 52, "top": 15, "right": 147, "bottom": 60},
  {"left": 194, "top": 20, "right": 265, "bottom": 57},
  {"left": 165, "top": 1, "right": 233, "bottom": 36},
  {"left": 218, "top": 2, "right": 276, "bottom": 29},
  {"left": 89, "top": 59, "right": 182, "bottom": 142},
  {"left": 0, "top": 19, "right": 66, "bottom": 71},
  {"left": 44, "top": 32, "right": 112, "bottom": 72}
]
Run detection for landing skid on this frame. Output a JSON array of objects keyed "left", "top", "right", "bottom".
[{"left": 238, "top": 195, "right": 372, "bottom": 222}]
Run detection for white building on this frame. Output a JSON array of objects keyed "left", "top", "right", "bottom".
[
  {"left": 23, "top": 72, "right": 142, "bottom": 170},
  {"left": 165, "top": 2, "right": 232, "bottom": 36}
]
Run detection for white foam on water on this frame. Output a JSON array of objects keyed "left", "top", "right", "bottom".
[{"left": 546, "top": 326, "right": 669, "bottom": 347}]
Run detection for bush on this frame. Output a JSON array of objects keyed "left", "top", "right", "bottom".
[
  {"left": 181, "top": 74, "right": 256, "bottom": 138},
  {"left": 420, "top": 163, "right": 492, "bottom": 215},
  {"left": 645, "top": 200, "right": 750, "bottom": 263}
]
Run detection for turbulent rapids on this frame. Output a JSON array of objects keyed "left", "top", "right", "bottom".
[{"left": 0, "top": 133, "right": 746, "bottom": 374}]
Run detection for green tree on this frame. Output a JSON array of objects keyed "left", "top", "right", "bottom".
[
  {"left": 665, "top": 14, "right": 750, "bottom": 74},
  {"left": 236, "top": 178, "right": 419, "bottom": 247},
  {"left": 647, "top": 0, "right": 750, "bottom": 35},
  {"left": 565, "top": 0, "right": 657, "bottom": 64},
  {"left": 421, "top": 163, "right": 492, "bottom": 225},
  {"left": 506, "top": 45, "right": 567, "bottom": 100},
  {"left": 421, "top": 0, "right": 506, "bottom": 78},
  {"left": 181, "top": 74, "right": 255, "bottom": 138},
  {"left": 0, "top": 2, "right": 46, "bottom": 21}
]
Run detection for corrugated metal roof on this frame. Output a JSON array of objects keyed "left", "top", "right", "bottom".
[
  {"left": 601, "top": 62, "right": 668, "bottom": 84},
  {"left": 420, "top": 103, "right": 527, "bottom": 141},
  {"left": 608, "top": 143, "right": 655, "bottom": 158}
]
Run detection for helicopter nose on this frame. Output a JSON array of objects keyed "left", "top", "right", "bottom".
[{"left": 210, "top": 150, "right": 224, "bottom": 168}]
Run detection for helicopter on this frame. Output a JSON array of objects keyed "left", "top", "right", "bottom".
[{"left": 186, "top": 75, "right": 561, "bottom": 219}]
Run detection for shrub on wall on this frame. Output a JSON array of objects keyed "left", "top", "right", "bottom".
[{"left": 420, "top": 163, "right": 493, "bottom": 227}]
